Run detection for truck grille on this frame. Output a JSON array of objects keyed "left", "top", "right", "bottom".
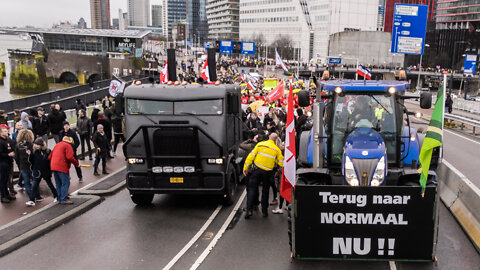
[
  {"left": 351, "top": 158, "right": 378, "bottom": 186},
  {"left": 153, "top": 128, "right": 196, "bottom": 156}
]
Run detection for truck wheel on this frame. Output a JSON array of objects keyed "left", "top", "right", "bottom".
[
  {"left": 223, "top": 163, "right": 237, "bottom": 206},
  {"left": 288, "top": 204, "right": 292, "bottom": 251},
  {"left": 130, "top": 193, "right": 154, "bottom": 206}
]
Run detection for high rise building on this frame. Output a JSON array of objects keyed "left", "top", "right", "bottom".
[
  {"left": 187, "top": 0, "right": 208, "bottom": 45},
  {"left": 163, "top": 0, "right": 187, "bottom": 37},
  {"left": 90, "top": 0, "right": 111, "bottom": 29},
  {"left": 128, "top": 0, "right": 151, "bottom": 27},
  {"left": 206, "top": 0, "right": 239, "bottom": 41},
  {"left": 78, "top": 18, "right": 87, "bottom": 29},
  {"left": 152, "top": 5, "right": 163, "bottom": 27},
  {"left": 118, "top": 9, "right": 129, "bottom": 30},
  {"left": 240, "top": 0, "right": 378, "bottom": 61}
]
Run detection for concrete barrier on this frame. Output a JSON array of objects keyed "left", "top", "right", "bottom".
[{"left": 438, "top": 160, "right": 480, "bottom": 251}]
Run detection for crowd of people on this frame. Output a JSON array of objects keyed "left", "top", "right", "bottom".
[
  {"left": 0, "top": 96, "right": 123, "bottom": 206},
  {"left": 239, "top": 78, "right": 313, "bottom": 218}
]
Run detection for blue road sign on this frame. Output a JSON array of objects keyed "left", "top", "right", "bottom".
[
  {"left": 219, "top": 40, "right": 233, "bottom": 54},
  {"left": 204, "top": 42, "right": 211, "bottom": 50},
  {"left": 391, "top": 4, "right": 428, "bottom": 55},
  {"left": 241, "top": 42, "right": 255, "bottom": 55},
  {"left": 329, "top": 57, "right": 341, "bottom": 64},
  {"left": 464, "top": 54, "right": 477, "bottom": 75}
]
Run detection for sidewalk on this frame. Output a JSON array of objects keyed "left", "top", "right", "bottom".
[{"left": 0, "top": 137, "right": 126, "bottom": 227}]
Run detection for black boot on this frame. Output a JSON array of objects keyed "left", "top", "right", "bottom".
[{"left": 94, "top": 170, "right": 100, "bottom": 176}]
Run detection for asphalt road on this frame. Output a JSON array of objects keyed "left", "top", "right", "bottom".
[
  {"left": 0, "top": 183, "right": 478, "bottom": 270},
  {"left": 406, "top": 102, "right": 480, "bottom": 188}
]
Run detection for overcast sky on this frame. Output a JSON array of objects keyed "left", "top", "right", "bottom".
[{"left": 0, "top": 0, "right": 162, "bottom": 28}]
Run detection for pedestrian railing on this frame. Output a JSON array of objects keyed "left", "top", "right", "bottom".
[{"left": 444, "top": 113, "right": 480, "bottom": 135}]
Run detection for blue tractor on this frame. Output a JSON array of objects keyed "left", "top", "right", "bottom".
[{"left": 289, "top": 80, "right": 440, "bottom": 262}]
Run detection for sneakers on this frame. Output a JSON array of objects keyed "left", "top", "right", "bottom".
[
  {"left": 270, "top": 199, "right": 278, "bottom": 205},
  {"left": 245, "top": 210, "right": 253, "bottom": 219},
  {"left": 25, "top": 201, "right": 35, "bottom": 207},
  {"left": 93, "top": 171, "right": 100, "bottom": 176},
  {"left": 272, "top": 208, "right": 284, "bottom": 214},
  {"left": 60, "top": 200, "right": 73, "bottom": 205},
  {"left": 35, "top": 196, "right": 44, "bottom": 202},
  {"left": 79, "top": 177, "right": 83, "bottom": 182},
  {"left": 53, "top": 198, "right": 58, "bottom": 203}
]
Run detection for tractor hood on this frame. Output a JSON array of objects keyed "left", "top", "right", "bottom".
[{"left": 344, "top": 128, "right": 385, "bottom": 159}]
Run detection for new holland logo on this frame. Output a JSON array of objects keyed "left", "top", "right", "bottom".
[{"left": 362, "top": 151, "right": 368, "bottom": 156}]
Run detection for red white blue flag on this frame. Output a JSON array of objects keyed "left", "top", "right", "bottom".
[{"left": 356, "top": 65, "right": 371, "bottom": 80}]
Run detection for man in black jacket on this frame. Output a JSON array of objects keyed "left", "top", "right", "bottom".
[
  {"left": 0, "top": 126, "right": 15, "bottom": 203},
  {"left": 93, "top": 111, "right": 112, "bottom": 157},
  {"left": 91, "top": 124, "right": 110, "bottom": 175},
  {"left": 32, "top": 107, "right": 50, "bottom": 147},
  {"left": 59, "top": 121, "right": 83, "bottom": 182},
  {"left": 48, "top": 104, "right": 66, "bottom": 143}
]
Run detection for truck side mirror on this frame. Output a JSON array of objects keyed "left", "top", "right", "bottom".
[
  {"left": 298, "top": 90, "right": 310, "bottom": 107},
  {"left": 228, "top": 93, "right": 239, "bottom": 114},
  {"left": 420, "top": 92, "right": 432, "bottom": 109}
]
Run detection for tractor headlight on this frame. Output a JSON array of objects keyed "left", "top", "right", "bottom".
[
  {"left": 345, "top": 156, "right": 359, "bottom": 186},
  {"left": 371, "top": 156, "right": 385, "bottom": 186}
]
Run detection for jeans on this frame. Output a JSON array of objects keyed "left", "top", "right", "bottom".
[
  {"left": 79, "top": 133, "right": 92, "bottom": 158},
  {"left": 53, "top": 171, "right": 70, "bottom": 202},
  {"left": 94, "top": 155, "right": 107, "bottom": 173},
  {"left": 20, "top": 170, "right": 34, "bottom": 201},
  {"left": 0, "top": 162, "right": 10, "bottom": 199},
  {"left": 246, "top": 168, "right": 272, "bottom": 214},
  {"left": 73, "top": 153, "right": 83, "bottom": 179},
  {"left": 32, "top": 170, "right": 58, "bottom": 199}
]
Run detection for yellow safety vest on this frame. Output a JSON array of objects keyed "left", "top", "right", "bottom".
[
  {"left": 244, "top": 140, "right": 284, "bottom": 171},
  {"left": 374, "top": 107, "right": 384, "bottom": 120}
]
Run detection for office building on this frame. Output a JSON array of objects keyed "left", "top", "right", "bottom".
[
  {"left": 152, "top": 5, "right": 163, "bottom": 27},
  {"left": 128, "top": 0, "right": 151, "bottom": 27},
  {"left": 207, "top": 0, "right": 239, "bottom": 41},
  {"left": 90, "top": 0, "right": 111, "bottom": 29},
  {"left": 188, "top": 0, "right": 208, "bottom": 45}
]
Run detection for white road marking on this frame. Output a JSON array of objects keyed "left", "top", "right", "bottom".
[
  {"left": 189, "top": 189, "right": 247, "bottom": 270},
  {"left": 389, "top": 261, "right": 397, "bottom": 270},
  {"left": 162, "top": 204, "right": 223, "bottom": 270}
]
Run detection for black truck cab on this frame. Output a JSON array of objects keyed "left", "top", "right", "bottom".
[{"left": 123, "top": 83, "right": 243, "bottom": 205}]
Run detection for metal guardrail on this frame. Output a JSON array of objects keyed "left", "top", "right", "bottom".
[{"left": 444, "top": 113, "right": 480, "bottom": 135}]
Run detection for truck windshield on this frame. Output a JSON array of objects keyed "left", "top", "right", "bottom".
[
  {"left": 127, "top": 99, "right": 223, "bottom": 115},
  {"left": 330, "top": 94, "right": 396, "bottom": 164}
]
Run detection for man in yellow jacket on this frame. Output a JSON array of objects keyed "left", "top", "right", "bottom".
[{"left": 243, "top": 132, "right": 284, "bottom": 219}]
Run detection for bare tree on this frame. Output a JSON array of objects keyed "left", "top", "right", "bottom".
[
  {"left": 271, "top": 34, "right": 294, "bottom": 60},
  {"left": 250, "top": 33, "right": 266, "bottom": 58}
]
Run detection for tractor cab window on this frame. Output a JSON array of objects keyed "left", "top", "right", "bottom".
[{"left": 331, "top": 93, "right": 396, "bottom": 164}]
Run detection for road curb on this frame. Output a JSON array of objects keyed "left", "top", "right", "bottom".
[
  {"left": 77, "top": 166, "right": 126, "bottom": 196},
  {"left": 0, "top": 195, "right": 102, "bottom": 257},
  {"left": 438, "top": 161, "right": 480, "bottom": 252}
]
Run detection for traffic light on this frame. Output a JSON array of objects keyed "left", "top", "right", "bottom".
[
  {"left": 233, "top": 41, "right": 241, "bottom": 54},
  {"left": 215, "top": 41, "right": 220, "bottom": 52}
]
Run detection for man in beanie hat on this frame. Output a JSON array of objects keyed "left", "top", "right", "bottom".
[
  {"left": 59, "top": 121, "right": 83, "bottom": 182},
  {"left": 49, "top": 136, "right": 79, "bottom": 204},
  {"left": 32, "top": 107, "right": 49, "bottom": 148},
  {"left": 29, "top": 137, "right": 57, "bottom": 201},
  {"left": 91, "top": 124, "right": 110, "bottom": 175}
]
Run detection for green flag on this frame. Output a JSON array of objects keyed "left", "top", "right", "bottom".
[{"left": 418, "top": 88, "right": 444, "bottom": 196}]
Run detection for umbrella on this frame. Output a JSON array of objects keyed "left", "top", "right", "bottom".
[{"left": 249, "top": 100, "right": 265, "bottom": 112}]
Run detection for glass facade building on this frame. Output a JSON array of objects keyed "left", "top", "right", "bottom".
[
  {"left": 165, "top": 0, "right": 187, "bottom": 36},
  {"left": 187, "top": 0, "right": 208, "bottom": 45}
]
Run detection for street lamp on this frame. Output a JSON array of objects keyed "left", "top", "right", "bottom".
[
  {"left": 97, "top": 62, "right": 103, "bottom": 80},
  {"left": 450, "top": 41, "right": 466, "bottom": 95},
  {"left": 416, "top": 44, "right": 430, "bottom": 92}
]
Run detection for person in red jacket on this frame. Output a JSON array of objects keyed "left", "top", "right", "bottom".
[{"left": 49, "top": 136, "right": 79, "bottom": 204}]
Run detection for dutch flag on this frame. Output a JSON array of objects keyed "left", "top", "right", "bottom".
[
  {"left": 356, "top": 65, "right": 371, "bottom": 80},
  {"left": 247, "top": 80, "right": 257, "bottom": 91}
]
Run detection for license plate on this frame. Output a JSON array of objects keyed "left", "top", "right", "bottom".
[{"left": 170, "top": 177, "right": 184, "bottom": 183}]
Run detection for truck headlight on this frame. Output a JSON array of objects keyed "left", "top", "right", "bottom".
[
  {"left": 345, "top": 156, "right": 359, "bottom": 186},
  {"left": 207, "top": 158, "right": 223, "bottom": 164},
  {"left": 371, "top": 156, "right": 385, "bottom": 186},
  {"left": 128, "top": 158, "right": 144, "bottom": 164}
]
